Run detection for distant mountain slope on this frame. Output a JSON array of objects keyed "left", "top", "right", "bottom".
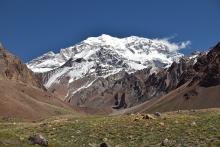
[
  {"left": 0, "top": 45, "right": 75, "bottom": 121},
  {"left": 27, "top": 35, "right": 188, "bottom": 112},
  {"left": 0, "top": 80, "right": 74, "bottom": 121},
  {"left": 113, "top": 42, "right": 220, "bottom": 114}
]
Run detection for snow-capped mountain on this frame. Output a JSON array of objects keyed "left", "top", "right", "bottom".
[
  {"left": 28, "top": 34, "right": 184, "bottom": 75},
  {"left": 27, "top": 34, "right": 189, "bottom": 110}
]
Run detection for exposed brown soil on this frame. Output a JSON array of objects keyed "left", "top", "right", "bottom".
[{"left": 0, "top": 80, "right": 75, "bottom": 121}]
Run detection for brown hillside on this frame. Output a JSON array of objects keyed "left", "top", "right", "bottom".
[
  {"left": 0, "top": 80, "right": 76, "bottom": 121},
  {"left": 0, "top": 46, "right": 76, "bottom": 121}
]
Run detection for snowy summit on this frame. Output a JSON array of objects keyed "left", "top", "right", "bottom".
[
  {"left": 27, "top": 34, "right": 187, "bottom": 72},
  {"left": 27, "top": 34, "right": 188, "bottom": 89}
]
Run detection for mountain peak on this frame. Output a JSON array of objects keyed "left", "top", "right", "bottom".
[
  {"left": 99, "top": 34, "right": 114, "bottom": 39},
  {"left": 25, "top": 34, "right": 204, "bottom": 113},
  {"left": 84, "top": 34, "right": 123, "bottom": 46},
  {"left": 27, "top": 34, "right": 189, "bottom": 74}
]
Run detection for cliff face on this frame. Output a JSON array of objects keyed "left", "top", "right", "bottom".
[
  {"left": 195, "top": 42, "right": 220, "bottom": 87},
  {"left": 0, "top": 46, "right": 43, "bottom": 88},
  {"left": 144, "top": 55, "right": 197, "bottom": 96},
  {"left": 149, "top": 42, "right": 220, "bottom": 92}
]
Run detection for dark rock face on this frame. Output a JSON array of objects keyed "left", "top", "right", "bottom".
[
  {"left": 164, "top": 42, "right": 220, "bottom": 89},
  {"left": 196, "top": 43, "right": 220, "bottom": 87},
  {"left": 0, "top": 46, "right": 43, "bottom": 88},
  {"left": 61, "top": 58, "right": 86, "bottom": 68},
  {"left": 142, "top": 42, "right": 220, "bottom": 103},
  {"left": 112, "top": 93, "right": 127, "bottom": 109},
  {"left": 142, "top": 57, "right": 197, "bottom": 100}
]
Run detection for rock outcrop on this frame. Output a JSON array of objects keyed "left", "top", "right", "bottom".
[
  {"left": 0, "top": 45, "right": 43, "bottom": 88},
  {"left": 195, "top": 42, "right": 220, "bottom": 87}
]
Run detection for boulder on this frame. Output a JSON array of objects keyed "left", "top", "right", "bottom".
[
  {"left": 100, "top": 142, "right": 108, "bottom": 147},
  {"left": 142, "top": 114, "right": 156, "bottom": 120},
  {"left": 161, "top": 138, "right": 169, "bottom": 146},
  {"left": 154, "top": 112, "right": 161, "bottom": 117},
  {"left": 28, "top": 134, "right": 48, "bottom": 146}
]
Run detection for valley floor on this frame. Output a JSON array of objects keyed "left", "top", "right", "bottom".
[{"left": 0, "top": 109, "right": 220, "bottom": 147}]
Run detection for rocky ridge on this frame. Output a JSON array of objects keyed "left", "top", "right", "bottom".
[{"left": 0, "top": 45, "right": 42, "bottom": 88}]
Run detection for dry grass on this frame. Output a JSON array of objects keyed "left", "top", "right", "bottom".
[{"left": 0, "top": 109, "right": 219, "bottom": 147}]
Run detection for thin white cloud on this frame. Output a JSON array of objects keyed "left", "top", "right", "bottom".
[
  {"left": 152, "top": 36, "right": 191, "bottom": 52},
  {"left": 179, "top": 41, "right": 191, "bottom": 49}
]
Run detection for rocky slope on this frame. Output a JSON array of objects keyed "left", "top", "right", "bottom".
[
  {"left": 113, "top": 42, "right": 220, "bottom": 114},
  {"left": 0, "top": 45, "right": 42, "bottom": 88},
  {"left": 0, "top": 45, "right": 75, "bottom": 121},
  {"left": 27, "top": 34, "right": 190, "bottom": 112}
]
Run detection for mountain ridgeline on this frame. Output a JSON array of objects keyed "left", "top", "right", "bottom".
[
  {"left": 26, "top": 35, "right": 220, "bottom": 114},
  {"left": 0, "top": 45, "right": 42, "bottom": 88}
]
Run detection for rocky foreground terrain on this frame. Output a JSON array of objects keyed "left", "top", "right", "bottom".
[{"left": 0, "top": 109, "right": 219, "bottom": 146}]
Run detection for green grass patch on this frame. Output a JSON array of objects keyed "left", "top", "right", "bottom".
[{"left": 0, "top": 109, "right": 220, "bottom": 147}]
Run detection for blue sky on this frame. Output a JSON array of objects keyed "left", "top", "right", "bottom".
[{"left": 0, "top": 0, "right": 220, "bottom": 62}]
